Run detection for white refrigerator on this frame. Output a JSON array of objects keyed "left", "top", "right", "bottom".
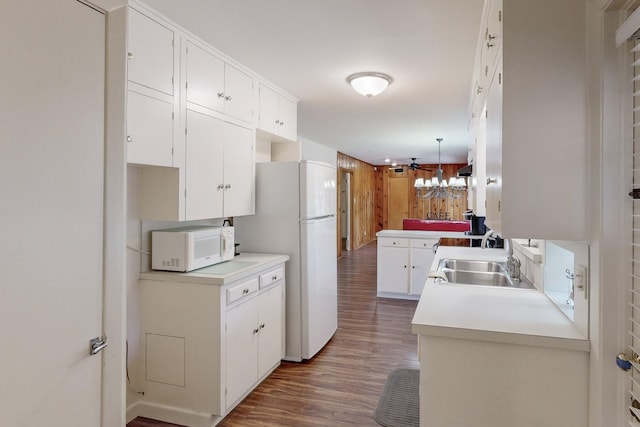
[{"left": 234, "top": 160, "right": 338, "bottom": 361}]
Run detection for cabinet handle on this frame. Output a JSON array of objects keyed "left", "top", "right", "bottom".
[
  {"left": 225, "top": 95, "right": 232, "bottom": 101},
  {"left": 486, "top": 177, "right": 497, "bottom": 185},
  {"left": 217, "top": 184, "right": 224, "bottom": 190},
  {"left": 279, "top": 121, "right": 284, "bottom": 126},
  {"left": 275, "top": 119, "right": 280, "bottom": 125},
  {"left": 487, "top": 41, "right": 494, "bottom": 48},
  {"left": 272, "top": 275, "right": 278, "bottom": 281},
  {"left": 242, "top": 288, "right": 249, "bottom": 294},
  {"left": 404, "top": 265, "right": 407, "bottom": 269},
  {"left": 127, "top": 52, "right": 133, "bottom": 60},
  {"left": 127, "top": 135, "right": 132, "bottom": 143},
  {"left": 260, "top": 323, "right": 265, "bottom": 329},
  {"left": 253, "top": 328, "right": 259, "bottom": 334},
  {"left": 217, "top": 92, "right": 225, "bottom": 98},
  {"left": 225, "top": 184, "right": 231, "bottom": 189}
]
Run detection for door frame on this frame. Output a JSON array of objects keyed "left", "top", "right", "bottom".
[
  {"left": 102, "top": 3, "right": 128, "bottom": 425},
  {"left": 337, "top": 169, "right": 353, "bottom": 257}
]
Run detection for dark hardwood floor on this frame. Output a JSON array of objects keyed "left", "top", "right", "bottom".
[{"left": 128, "top": 241, "right": 419, "bottom": 427}]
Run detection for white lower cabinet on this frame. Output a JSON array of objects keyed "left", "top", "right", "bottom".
[
  {"left": 377, "top": 237, "right": 438, "bottom": 299},
  {"left": 138, "top": 262, "right": 285, "bottom": 426},
  {"left": 225, "top": 281, "right": 283, "bottom": 409}
]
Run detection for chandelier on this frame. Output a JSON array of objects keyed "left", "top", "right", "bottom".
[{"left": 414, "top": 138, "right": 467, "bottom": 219}]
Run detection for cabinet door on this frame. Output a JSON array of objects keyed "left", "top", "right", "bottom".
[
  {"left": 409, "top": 242, "right": 437, "bottom": 296},
  {"left": 258, "top": 283, "right": 283, "bottom": 379},
  {"left": 258, "top": 83, "right": 279, "bottom": 135},
  {"left": 483, "top": 0, "right": 502, "bottom": 75},
  {"left": 223, "top": 122, "right": 254, "bottom": 217},
  {"left": 185, "top": 41, "right": 225, "bottom": 113},
  {"left": 278, "top": 96, "right": 298, "bottom": 141},
  {"left": 225, "top": 297, "right": 259, "bottom": 409},
  {"left": 485, "top": 62, "right": 502, "bottom": 233},
  {"left": 128, "top": 8, "right": 174, "bottom": 95},
  {"left": 224, "top": 63, "right": 254, "bottom": 123},
  {"left": 378, "top": 246, "right": 409, "bottom": 294},
  {"left": 126, "top": 91, "right": 173, "bottom": 167},
  {"left": 185, "top": 109, "right": 224, "bottom": 220}
]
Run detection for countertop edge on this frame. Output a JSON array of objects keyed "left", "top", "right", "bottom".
[
  {"left": 376, "top": 229, "right": 470, "bottom": 239},
  {"left": 412, "top": 324, "right": 590, "bottom": 352},
  {"left": 139, "top": 253, "right": 290, "bottom": 285}
]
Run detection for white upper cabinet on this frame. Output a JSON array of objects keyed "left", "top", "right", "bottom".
[
  {"left": 224, "top": 63, "right": 254, "bottom": 124},
  {"left": 185, "top": 41, "right": 225, "bottom": 112},
  {"left": 474, "top": 0, "right": 587, "bottom": 240},
  {"left": 184, "top": 110, "right": 254, "bottom": 221},
  {"left": 185, "top": 40, "right": 254, "bottom": 123},
  {"left": 126, "top": 91, "right": 173, "bottom": 167},
  {"left": 258, "top": 83, "right": 298, "bottom": 142},
  {"left": 127, "top": 7, "right": 174, "bottom": 95},
  {"left": 223, "top": 120, "right": 255, "bottom": 217},
  {"left": 185, "top": 109, "right": 225, "bottom": 220},
  {"left": 126, "top": 7, "right": 176, "bottom": 167}
]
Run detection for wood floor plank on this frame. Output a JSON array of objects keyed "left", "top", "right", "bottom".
[{"left": 127, "top": 241, "right": 419, "bottom": 427}]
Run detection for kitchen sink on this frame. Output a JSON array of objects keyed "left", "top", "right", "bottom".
[
  {"left": 435, "top": 258, "right": 536, "bottom": 289},
  {"left": 438, "top": 258, "right": 505, "bottom": 273}
]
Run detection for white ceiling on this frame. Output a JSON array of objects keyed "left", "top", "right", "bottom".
[{"left": 142, "top": 0, "right": 484, "bottom": 166}]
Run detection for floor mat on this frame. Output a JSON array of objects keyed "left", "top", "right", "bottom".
[{"left": 374, "top": 368, "right": 420, "bottom": 427}]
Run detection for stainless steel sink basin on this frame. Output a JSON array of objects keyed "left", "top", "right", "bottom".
[
  {"left": 438, "top": 258, "right": 505, "bottom": 273},
  {"left": 435, "top": 258, "right": 536, "bottom": 289}
]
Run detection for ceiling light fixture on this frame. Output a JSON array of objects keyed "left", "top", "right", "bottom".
[{"left": 347, "top": 72, "right": 392, "bottom": 97}]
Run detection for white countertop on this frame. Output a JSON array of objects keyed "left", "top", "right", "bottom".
[
  {"left": 376, "top": 229, "right": 471, "bottom": 239},
  {"left": 139, "top": 253, "right": 290, "bottom": 285},
  {"left": 411, "top": 246, "right": 590, "bottom": 352}
]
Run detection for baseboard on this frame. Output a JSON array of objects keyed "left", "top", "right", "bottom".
[
  {"left": 131, "top": 401, "right": 220, "bottom": 427},
  {"left": 126, "top": 401, "right": 140, "bottom": 424}
]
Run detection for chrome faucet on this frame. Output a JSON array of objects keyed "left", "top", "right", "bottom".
[
  {"left": 480, "top": 229, "right": 499, "bottom": 248},
  {"left": 481, "top": 230, "right": 521, "bottom": 281}
]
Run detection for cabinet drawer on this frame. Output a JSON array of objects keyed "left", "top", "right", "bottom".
[
  {"left": 227, "top": 278, "right": 259, "bottom": 304},
  {"left": 259, "top": 267, "right": 284, "bottom": 289},
  {"left": 378, "top": 237, "right": 409, "bottom": 248},
  {"left": 410, "top": 239, "right": 439, "bottom": 249}
]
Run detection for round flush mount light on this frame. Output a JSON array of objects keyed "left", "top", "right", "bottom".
[{"left": 347, "top": 72, "right": 393, "bottom": 97}]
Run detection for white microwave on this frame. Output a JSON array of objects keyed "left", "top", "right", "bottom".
[{"left": 151, "top": 226, "right": 235, "bottom": 272}]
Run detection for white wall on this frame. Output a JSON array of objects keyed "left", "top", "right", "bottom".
[{"left": 300, "top": 136, "right": 337, "bottom": 166}]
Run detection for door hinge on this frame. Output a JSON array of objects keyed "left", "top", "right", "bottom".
[
  {"left": 499, "top": 11, "right": 502, "bottom": 22},
  {"left": 89, "top": 336, "right": 108, "bottom": 356}
]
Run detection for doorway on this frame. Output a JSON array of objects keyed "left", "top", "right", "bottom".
[
  {"left": 338, "top": 170, "right": 353, "bottom": 254},
  {"left": 388, "top": 176, "right": 409, "bottom": 230}
]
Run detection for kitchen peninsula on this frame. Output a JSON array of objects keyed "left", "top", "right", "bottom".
[
  {"left": 376, "top": 228, "right": 471, "bottom": 300},
  {"left": 412, "top": 246, "right": 589, "bottom": 427}
]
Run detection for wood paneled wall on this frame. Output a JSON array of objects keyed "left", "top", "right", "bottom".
[
  {"left": 377, "top": 163, "right": 468, "bottom": 230},
  {"left": 337, "top": 152, "right": 468, "bottom": 253},
  {"left": 337, "top": 153, "right": 377, "bottom": 253}
]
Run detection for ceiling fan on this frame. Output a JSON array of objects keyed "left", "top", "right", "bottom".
[
  {"left": 407, "top": 158, "right": 433, "bottom": 171},
  {"left": 388, "top": 158, "right": 434, "bottom": 172}
]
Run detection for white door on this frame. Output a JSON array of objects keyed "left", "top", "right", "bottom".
[{"left": 0, "top": 1, "right": 105, "bottom": 425}]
